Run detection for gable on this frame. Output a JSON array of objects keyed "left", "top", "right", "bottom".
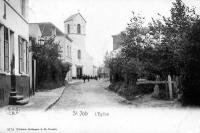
[
  {"left": 64, "top": 13, "right": 86, "bottom": 23},
  {"left": 37, "top": 23, "right": 64, "bottom": 37}
]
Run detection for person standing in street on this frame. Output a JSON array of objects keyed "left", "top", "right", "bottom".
[{"left": 83, "top": 75, "right": 86, "bottom": 83}]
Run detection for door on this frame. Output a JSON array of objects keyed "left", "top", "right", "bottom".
[
  {"left": 76, "top": 67, "right": 82, "bottom": 79},
  {"left": 32, "top": 59, "right": 36, "bottom": 95}
]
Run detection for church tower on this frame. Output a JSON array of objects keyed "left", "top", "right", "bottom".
[{"left": 64, "top": 13, "right": 87, "bottom": 78}]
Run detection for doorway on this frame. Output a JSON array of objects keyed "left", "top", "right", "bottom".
[
  {"left": 32, "top": 59, "right": 36, "bottom": 95},
  {"left": 76, "top": 67, "right": 82, "bottom": 79}
]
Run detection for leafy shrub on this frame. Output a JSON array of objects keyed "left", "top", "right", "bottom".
[
  {"left": 181, "top": 21, "right": 200, "bottom": 106},
  {"left": 105, "top": 0, "right": 200, "bottom": 104},
  {"left": 137, "top": 84, "right": 154, "bottom": 94},
  {"left": 30, "top": 37, "right": 70, "bottom": 90}
]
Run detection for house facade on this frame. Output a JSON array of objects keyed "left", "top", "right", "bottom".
[
  {"left": 98, "top": 65, "right": 110, "bottom": 78},
  {"left": 0, "top": 0, "right": 31, "bottom": 106},
  {"left": 64, "top": 13, "right": 94, "bottom": 78},
  {"left": 92, "top": 65, "right": 98, "bottom": 77},
  {"left": 29, "top": 22, "right": 73, "bottom": 81},
  {"left": 112, "top": 33, "right": 123, "bottom": 51}
]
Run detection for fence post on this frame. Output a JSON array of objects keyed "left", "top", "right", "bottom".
[
  {"left": 153, "top": 75, "right": 160, "bottom": 97},
  {"left": 174, "top": 76, "right": 179, "bottom": 98},
  {"left": 168, "top": 75, "right": 173, "bottom": 100}
]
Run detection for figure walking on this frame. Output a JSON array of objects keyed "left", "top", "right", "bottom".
[{"left": 83, "top": 75, "right": 86, "bottom": 83}]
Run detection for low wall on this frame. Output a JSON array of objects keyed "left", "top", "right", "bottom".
[
  {"left": 15, "top": 75, "right": 30, "bottom": 98},
  {"left": 0, "top": 74, "right": 30, "bottom": 107},
  {"left": 0, "top": 74, "right": 11, "bottom": 107}
]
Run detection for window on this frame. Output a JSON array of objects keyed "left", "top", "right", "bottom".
[
  {"left": 67, "top": 46, "right": 69, "bottom": 57},
  {"left": 67, "top": 24, "right": 70, "bottom": 34},
  {"left": 26, "top": 45, "right": 29, "bottom": 74},
  {"left": 51, "top": 26, "right": 56, "bottom": 36},
  {"left": 3, "top": 3, "right": 6, "bottom": 19},
  {"left": 77, "top": 24, "right": 81, "bottom": 34},
  {"left": 69, "top": 47, "right": 71, "bottom": 57},
  {"left": 0, "top": 25, "right": 3, "bottom": 71},
  {"left": 21, "top": 0, "right": 25, "bottom": 16},
  {"left": 4, "top": 27, "right": 9, "bottom": 72},
  {"left": 78, "top": 50, "right": 81, "bottom": 59},
  {"left": 19, "top": 37, "right": 27, "bottom": 74},
  {"left": 0, "top": 25, "right": 16, "bottom": 73}
]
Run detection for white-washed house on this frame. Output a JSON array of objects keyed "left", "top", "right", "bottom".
[
  {"left": 64, "top": 13, "right": 95, "bottom": 78},
  {"left": 29, "top": 22, "right": 73, "bottom": 81},
  {"left": 0, "top": 0, "right": 31, "bottom": 106}
]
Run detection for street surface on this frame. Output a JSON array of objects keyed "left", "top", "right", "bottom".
[
  {"left": 1, "top": 79, "right": 200, "bottom": 133},
  {"left": 48, "top": 79, "right": 200, "bottom": 132},
  {"left": 50, "top": 79, "right": 181, "bottom": 110},
  {"left": 51, "top": 79, "right": 127, "bottom": 110}
]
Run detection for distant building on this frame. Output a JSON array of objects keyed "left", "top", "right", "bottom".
[
  {"left": 92, "top": 65, "right": 98, "bottom": 77},
  {"left": 111, "top": 33, "right": 124, "bottom": 59},
  {"left": 64, "top": 13, "right": 94, "bottom": 78},
  {"left": 98, "top": 65, "right": 110, "bottom": 78},
  {"left": 112, "top": 33, "right": 123, "bottom": 50},
  {"left": 29, "top": 22, "right": 73, "bottom": 81},
  {"left": 0, "top": 0, "right": 31, "bottom": 106}
]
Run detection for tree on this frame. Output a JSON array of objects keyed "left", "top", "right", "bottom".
[
  {"left": 30, "top": 37, "right": 70, "bottom": 89},
  {"left": 181, "top": 20, "right": 200, "bottom": 105},
  {"left": 104, "top": 0, "right": 200, "bottom": 103},
  {"left": 160, "top": 0, "right": 199, "bottom": 75}
]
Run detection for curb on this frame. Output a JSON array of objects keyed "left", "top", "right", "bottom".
[{"left": 44, "top": 86, "right": 66, "bottom": 111}]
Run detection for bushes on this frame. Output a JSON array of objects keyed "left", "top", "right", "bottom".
[
  {"left": 105, "top": 0, "right": 200, "bottom": 105},
  {"left": 108, "top": 82, "right": 138, "bottom": 100},
  {"left": 137, "top": 84, "right": 154, "bottom": 94},
  {"left": 30, "top": 37, "right": 70, "bottom": 90},
  {"left": 181, "top": 21, "right": 200, "bottom": 106}
]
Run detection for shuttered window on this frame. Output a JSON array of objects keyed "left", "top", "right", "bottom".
[
  {"left": 21, "top": 0, "right": 25, "bottom": 16},
  {"left": 69, "top": 46, "right": 71, "bottom": 57},
  {"left": 77, "top": 24, "right": 81, "bottom": 34},
  {"left": 26, "top": 44, "right": 29, "bottom": 74},
  {"left": 4, "top": 27, "right": 9, "bottom": 72},
  {"left": 0, "top": 25, "right": 3, "bottom": 71},
  {"left": 67, "top": 24, "right": 70, "bottom": 34},
  {"left": 19, "top": 37, "right": 24, "bottom": 73},
  {"left": 19, "top": 37, "right": 28, "bottom": 74},
  {"left": 3, "top": 3, "right": 6, "bottom": 19},
  {"left": 78, "top": 50, "right": 81, "bottom": 59},
  {"left": 67, "top": 46, "right": 69, "bottom": 57}
]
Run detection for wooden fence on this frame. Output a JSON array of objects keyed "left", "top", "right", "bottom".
[{"left": 136, "top": 75, "right": 180, "bottom": 100}]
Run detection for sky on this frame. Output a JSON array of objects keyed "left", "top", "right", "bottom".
[{"left": 28, "top": 0, "right": 200, "bottom": 66}]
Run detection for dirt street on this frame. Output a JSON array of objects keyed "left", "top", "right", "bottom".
[{"left": 51, "top": 79, "right": 128, "bottom": 110}]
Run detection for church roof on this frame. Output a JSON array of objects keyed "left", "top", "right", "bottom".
[
  {"left": 64, "top": 13, "right": 86, "bottom": 23},
  {"left": 30, "top": 22, "right": 72, "bottom": 42},
  {"left": 64, "top": 34, "right": 73, "bottom": 42}
]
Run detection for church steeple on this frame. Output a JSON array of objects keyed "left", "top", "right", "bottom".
[{"left": 64, "top": 13, "right": 86, "bottom": 35}]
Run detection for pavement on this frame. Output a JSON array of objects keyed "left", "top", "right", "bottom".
[{"left": 0, "top": 79, "right": 82, "bottom": 113}]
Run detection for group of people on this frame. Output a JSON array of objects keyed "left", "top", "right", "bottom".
[{"left": 82, "top": 75, "right": 99, "bottom": 83}]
